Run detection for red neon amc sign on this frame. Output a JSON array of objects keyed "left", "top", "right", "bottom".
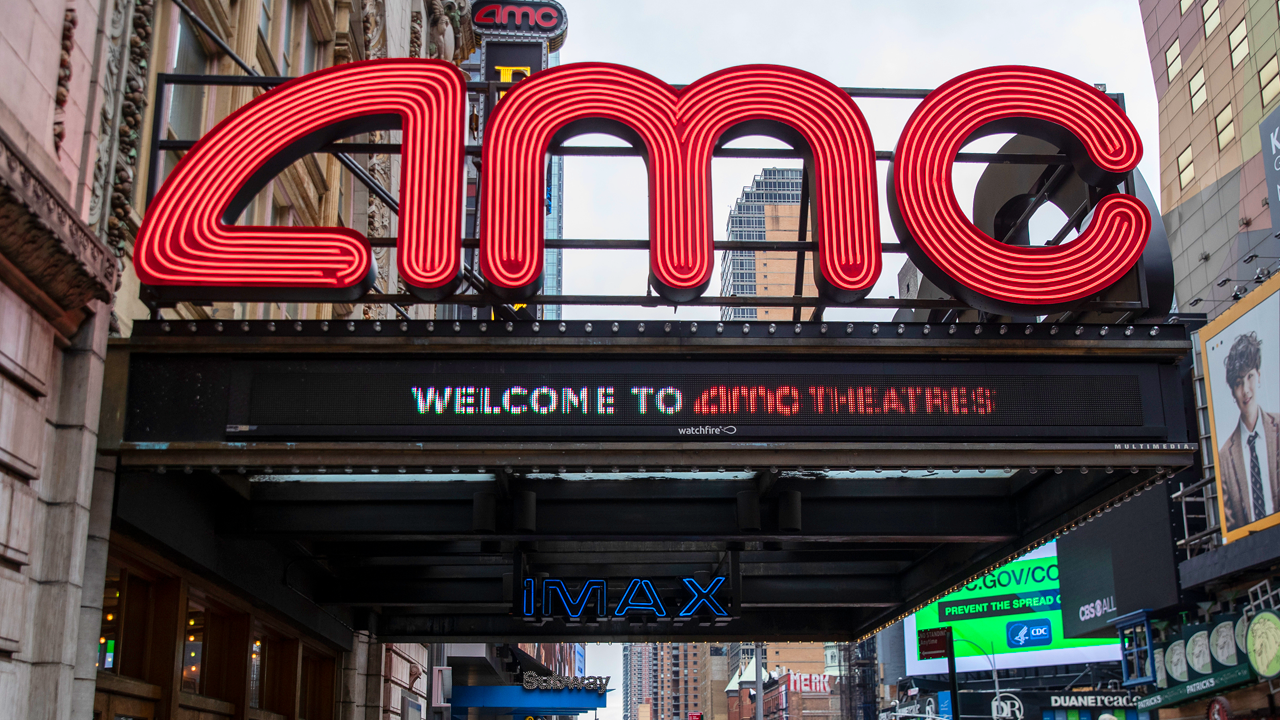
[{"left": 134, "top": 60, "right": 1149, "bottom": 314}]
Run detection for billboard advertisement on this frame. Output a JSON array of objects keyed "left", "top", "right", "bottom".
[
  {"left": 905, "top": 543, "right": 1120, "bottom": 675},
  {"left": 1058, "top": 487, "right": 1181, "bottom": 638},
  {"left": 1200, "top": 272, "right": 1280, "bottom": 542}
]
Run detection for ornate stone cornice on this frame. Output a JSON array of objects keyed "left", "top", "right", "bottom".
[{"left": 0, "top": 125, "right": 117, "bottom": 314}]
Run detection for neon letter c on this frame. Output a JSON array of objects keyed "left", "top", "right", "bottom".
[{"left": 887, "top": 66, "right": 1149, "bottom": 314}]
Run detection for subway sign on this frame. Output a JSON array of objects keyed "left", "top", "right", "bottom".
[{"left": 135, "top": 60, "right": 1150, "bottom": 315}]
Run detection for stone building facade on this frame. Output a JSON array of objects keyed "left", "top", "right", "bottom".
[
  {"left": 0, "top": 0, "right": 563, "bottom": 717},
  {"left": 0, "top": 0, "right": 120, "bottom": 718}
]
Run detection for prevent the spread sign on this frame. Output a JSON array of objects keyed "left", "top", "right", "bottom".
[{"left": 906, "top": 542, "right": 1120, "bottom": 674}]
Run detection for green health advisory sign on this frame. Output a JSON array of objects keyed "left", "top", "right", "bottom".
[{"left": 906, "top": 542, "right": 1120, "bottom": 674}]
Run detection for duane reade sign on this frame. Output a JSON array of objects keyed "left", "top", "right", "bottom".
[{"left": 1047, "top": 694, "right": 1136, "bottom": 708}]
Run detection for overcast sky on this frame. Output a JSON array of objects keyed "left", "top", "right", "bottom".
[
  {"left": 574, "top": 0, "right": 1155, "bottom": 712},
  {"left": 549, "top": 0, "right": 1159, "bottom": 322}
]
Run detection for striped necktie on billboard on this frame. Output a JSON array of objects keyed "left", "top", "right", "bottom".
[{"left": 1248, "top": 431, "right": 1266, "bottom": 521}]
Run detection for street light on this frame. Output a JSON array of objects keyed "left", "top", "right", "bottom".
[{"left": 950, "top": 638, "right": 1015, "bottom": 720}]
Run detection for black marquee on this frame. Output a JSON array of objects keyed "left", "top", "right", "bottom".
[{"left": 101, "top": 318, "right": 1196, "bottom": 643}]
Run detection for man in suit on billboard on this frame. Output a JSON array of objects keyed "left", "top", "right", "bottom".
[{"left": 1219, "top": 332, "right": 1280, "bottom": 531}]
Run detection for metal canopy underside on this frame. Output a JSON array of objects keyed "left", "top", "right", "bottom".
[{"left": 102, "top": 320, "right": 1197, "bottom": 642}]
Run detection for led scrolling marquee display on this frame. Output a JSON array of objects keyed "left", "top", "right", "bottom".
[
  {"left": 231, "top": 362, "right": 1155, "bottom": 439},
  {"left": 133, "top": 60, "right": 1148, "bottom": 314}
]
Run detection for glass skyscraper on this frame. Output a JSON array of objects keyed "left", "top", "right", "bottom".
[
  {"left": 542, "top": 51, "right": 564, "bottom": 320},
  {"left": 720, "top": 168, "right": 805, "bottom": 321}
]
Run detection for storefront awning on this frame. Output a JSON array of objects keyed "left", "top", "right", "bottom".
[{"left": 1134, "top": 665, "right": 1255, "bottom": 711}]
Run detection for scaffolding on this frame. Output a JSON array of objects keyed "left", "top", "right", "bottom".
[
  {"left": 1178, "top": 334, "right": 1221, "bottom": 556},
  {"left": 838, "top": 641, "right": 878, "bottom": 720}
]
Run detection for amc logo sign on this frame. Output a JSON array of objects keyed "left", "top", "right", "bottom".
[
  {"left": 472, "top": 1, "right": 566, "bottom": 34},
  {"left": 134, "top": 59, "right": 1150, "bottom": 314}
]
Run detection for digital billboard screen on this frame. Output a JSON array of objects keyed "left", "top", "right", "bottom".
[
  {"left": 904, "top": 542, "right": 1120, "bottom": 675},
  {"left": 1058, "top": 487, "right": 1181, "bottom": 639},
  {"left": 209, "top": 357, "right": 1168, "bottom": 441}
]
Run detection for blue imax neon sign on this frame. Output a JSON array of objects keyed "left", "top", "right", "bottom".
[{"left": 521, "top": 577, "right": 728, "bottom": 619}]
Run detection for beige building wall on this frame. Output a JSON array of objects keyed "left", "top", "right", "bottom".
[
  {"left": 747, "top": 204, "right": 818, "bottom": 323},
  {"left": 698, "top": 645, "right": 729, "bottom": 720},
  {"left": 106, "top": 0, "right": 443, "bottom": 333},
  {"left": 1141, "top": 0, "right": 1280, "bottom": 313},
  {"left": 722, "top": 167, "right": 813, "bottom": 322},
  {"left": 761, "top": 643, "right": 827, "bottom": 676}
]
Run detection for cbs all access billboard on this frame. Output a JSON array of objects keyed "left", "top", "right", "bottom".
[{"left": 905, "top": 542, "right": 1120, "bottom": 675}]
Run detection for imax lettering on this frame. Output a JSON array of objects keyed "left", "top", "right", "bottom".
[
  {"left": 520, "top": 576, "right": 729, "bottom": 618},
  {"left": 135, "top": 61, "right": 1147, "bottom": 313}
]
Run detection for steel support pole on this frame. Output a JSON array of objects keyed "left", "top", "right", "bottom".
[
  {"left": 755, "top": 641, "right": 764, "bottom": 720},
  {"left": 946, "top": 640, "right": 960, "bottom": 720}
]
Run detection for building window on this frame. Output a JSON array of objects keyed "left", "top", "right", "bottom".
[
  {"left": 1216, "top": 104, "right": 1235, "bottom": 149},
  {"left": 1167, "top": 39, "right": 1182, "bottom": 82},
  {"left": 182, "top": 602, "right": 206, "bottom": 693},
  {"left": 1190, "top": 67, "right": 1207, "bottom": 112},
  {"left": 1231, "top": 20, "right": 1249, "bottom": 68},
  {"left": 301, "top": 14, "right": 321, "bottom": 74},
  {"left": 97, "top": 565, "right": 122, "bottom": 672},
  {"left": 249, "top": 636, "right": 267, "bottom": 707},
  {"left": 170, "top": 14, "right": 209, "bottom": 138},
  {"left": 164, "top": 13, "right": 209, "bottom": 181},
  {"left": 1178, "top": 145, "right": 1195, "bottom": 188},
  {"left": 1181, "top": 0, "right": 1195, "bottom": 12},
  {"left": 1264, "top": 55, "right": 1280, "bottom": 106},
  {"left": 259, "top": 0, "right": 271, "bottom": 42},
  {"left": 281, "top": 0, "right": 296, "bottom": 74},
  {"left": 1203, "top": 0, "right": 1220, "bottom": 36}
]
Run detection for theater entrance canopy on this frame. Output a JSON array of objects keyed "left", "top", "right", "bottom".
[
  {"left": 110, "top": 56, "right": 1196, "bottom": 644},
  {"left": 100, "top": 321, "right": 1195, "bottom": 643}
]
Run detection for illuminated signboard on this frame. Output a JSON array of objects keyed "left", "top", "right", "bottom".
[
  {"left": 519, "top": 576, "right": 728, "bottom": 619},
  {"left": 135, "top": 61, "right": 1148, "bottom": 314},
  {"left": 472, "top": 1, "right": 568, "bottom": 43},
  {"left": 192, "top": 357, "right": 1170, "bottom": 440},
  {"left": 905, "top": 542, "right": 1120, "bottom": 674}
]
